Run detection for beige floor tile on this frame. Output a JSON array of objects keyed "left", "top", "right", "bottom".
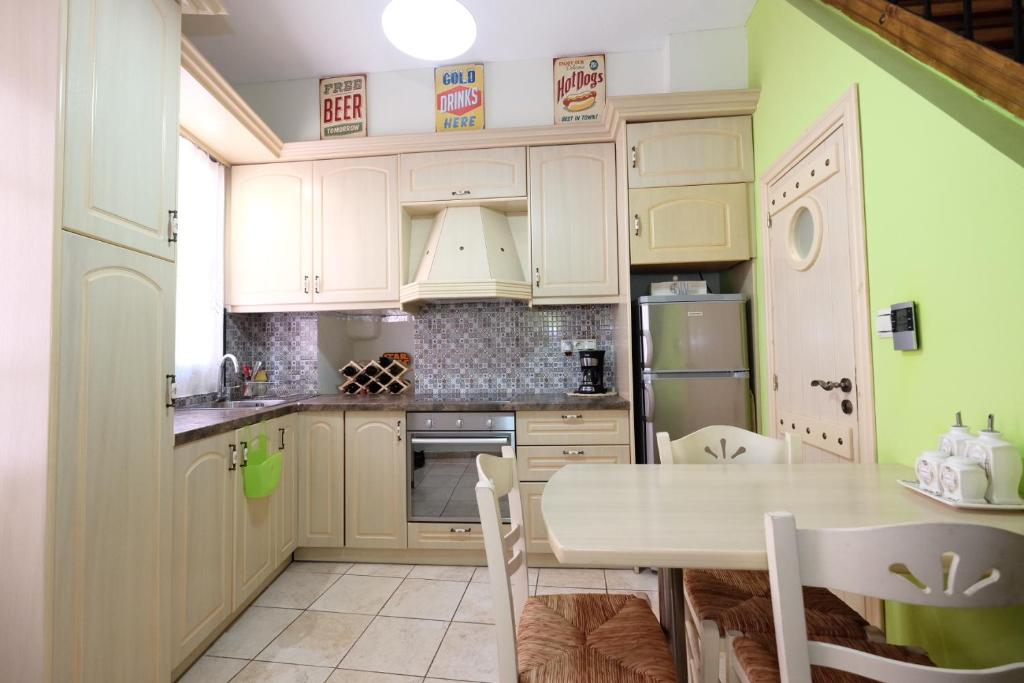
[
  {"left": 408, "top": 564, "right": 475, "bottom": 581},
  {"left": 288, "top": 561, "right": 354, "bottom": 575},
  {"left": 231, "top": 661, "right": 333, "bottom": 683},
  {"left": 452, "top": 581, "right": 494, "bottom": 624},
  {"left": 536, "top": 567, "right": 606, "bottom": 589},
  {"left": 345, "top": 563, "right": 413, "bottom": 578},
  {"left": 340, "top": 616, "right": 448, "bottom": 676},
  {"left": 257, "top": 611, "right": 372, "bottom": 667},
  {"left": 605, "top": 568, "right": 659, "bottom": 591},
  {"left": 310, "top": 574, "right": 403, "bottom": 615},
  {"left": 534, "top": 585, "right": 606, "bottom": 596},
  {"left": 178, "top": 655, "right": 247, "bottom": 683},
  {"left": 380, "top": 578, "right": 467, "bottom": 621},
  {"left": 427, "top": 622, "right": 499, "bottom": 683},
  {"left": 206, "top": 606, "right": 302, "bottom": 659},
  {"left": 471, "top": 566, "right": 537, "bottom": 585},
  {"left": 255, "top": 571, "right": 341, "bottom": 609},
  {"left": 328, "top": 671, "right": 422, "bottom": 683}
]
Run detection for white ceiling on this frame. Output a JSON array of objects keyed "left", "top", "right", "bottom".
[{"left": 184, "top": 0, "right": 756, "bottom": 85}]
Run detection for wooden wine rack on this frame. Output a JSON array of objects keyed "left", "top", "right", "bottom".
[{"left": 338, "top": 358, "right": 411, "bottom": 395}]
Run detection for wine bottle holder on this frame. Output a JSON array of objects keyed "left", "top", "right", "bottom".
[{"left": 338, "top": 358, "right": 411, "bottom": 396}]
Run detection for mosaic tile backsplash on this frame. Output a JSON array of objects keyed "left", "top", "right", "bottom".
[{"left": 224, "top": 312, "right": 320, "bottom": 395}]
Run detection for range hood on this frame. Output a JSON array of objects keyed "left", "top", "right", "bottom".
[{"left": 401, "top": 205, "right": 532, "bottom": 305}]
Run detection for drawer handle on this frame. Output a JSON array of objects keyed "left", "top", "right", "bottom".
[
  {"left": 561, "top": 414, "right": 582, "bottom": 420},
  {"left": 451, "top": 189, "right": 472, "bottom": 196},
  {"left": 450, "top": 527, "right": 472, "bottom": 534},
  {"left": 563, "top": 449, "right": 585, "bottom": 456}
]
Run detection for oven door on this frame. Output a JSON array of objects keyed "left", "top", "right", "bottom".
[{"left": 408, "top": 431, "right": 513, "bottom": 523}]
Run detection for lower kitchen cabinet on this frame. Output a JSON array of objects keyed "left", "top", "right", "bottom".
[
  {"left": 233, "top": 424, "right": 277, "bottom": 610},
  {"left": 273, "top": 413, "right": 299, "bottom": 563},
  {"left": 346, "top": 411, "right": 407, "bottom": 549},
  {"left": 298, "top": 413, "right": 345, "bottom": 547},
  {"left": 520, "top": 482, "right": 551, "bottom": 554}
]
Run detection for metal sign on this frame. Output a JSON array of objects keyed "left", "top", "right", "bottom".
[
  {"left": 435, "top": 63, "right": 484, "bottom": 132},
  {"left": 320, "top": 74, "right": 367, "bottom": 138},
  {"left": 553, "top": 54, "right": 606, "bottom": 125}
]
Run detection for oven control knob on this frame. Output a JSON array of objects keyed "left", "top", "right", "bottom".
[
  {"left": 456, "top": 418, "right": 463, "bottom": 429},
  {"left": 486, "top": 418, "right": 493, "bottom": 428},
  {"left": 426, "top": 418, "right": 433, "bottom": 428}
]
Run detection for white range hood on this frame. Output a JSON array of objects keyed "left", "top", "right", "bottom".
[{"left": 400, "top": 205, "right": 531, "bottom": 305}]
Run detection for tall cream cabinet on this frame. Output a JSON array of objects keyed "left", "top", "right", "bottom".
[
  {"left": 298, "top": 413, "right": 346, "bottom": 547},
  {"left": 54, "top": 232, "right": 177, "bottom": 682},
  {"left": 62, "top": 0, "right": 180, "bottom": 261},
  {"left": 399, "top": 147, "right": 527, "bottom": 202},
  {"left": 626, "top": 117, "right": 754, "bottom": 188},
  {"left": 345, "top": 412, "right": 407, "bottom": 549},
  {"left": 529, "top": 143, "right": 618, "bottom": 299}
]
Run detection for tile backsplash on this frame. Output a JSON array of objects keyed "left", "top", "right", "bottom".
[{"left": 225, "top": 312, "right": 320, "bottom": 395}]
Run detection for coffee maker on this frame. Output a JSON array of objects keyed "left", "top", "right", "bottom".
[{"left": 577, "top": 350, "right": 606, "bottom": 394}]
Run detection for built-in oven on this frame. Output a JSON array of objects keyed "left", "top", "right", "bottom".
[{"left": 407, "top": 412, "right": 514, "bottom": 523}]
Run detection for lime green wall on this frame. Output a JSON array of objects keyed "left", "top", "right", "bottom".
[{"left": 747, "top": 0, "right": 1024, "bottom": 668}]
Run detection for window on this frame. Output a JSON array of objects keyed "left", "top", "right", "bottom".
[{"left": 174, "top": 136, "right": 225, "bottom": 397}]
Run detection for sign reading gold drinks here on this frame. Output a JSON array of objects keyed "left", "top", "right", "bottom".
[{"left": 435, "top": 63, "right": 484, "bottom": 132}]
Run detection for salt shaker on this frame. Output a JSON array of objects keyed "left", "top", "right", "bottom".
[{"left": 963, "top": 414, "right": 1023, "bottom": 505}]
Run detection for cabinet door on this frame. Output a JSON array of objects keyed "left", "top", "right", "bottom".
[
  {"left": 629, "top": 184, "right": 751, "bottom": 266},
  {"left": 298, "top": 413, "right": 345, "bottom": 547},
  {"left": 626, "top": 117, "right": 753, "bottom": 188},
  {"left": 273, "top": 414, "right": 299, "bottom": 563},
  {"left": 228, "top": 162, "right": 313, "bottom": 307},
  {"left": 345, "top": 412, "right": 407, "bottom": 549},
  {"left": 62, "top": 0, "right": 180, "bottom": 261},
  {"left": 399, "top": 147, "right": 527, "bottom": 202},
  {"left": 529, "top": 143, "right": 618, "bottom": 299},
  {"left": 233, "top": 425, "right": 276, "bottom": 610},
  {"left": 54, "top": 232, "right": 175, "bottom": 682},
  {"left": 520, "top": 483, "right": 550, "bottom": 554},
  {"left": 313, "top": 157, "right": 400, "bottom": 305},
  {"left": 172, "top": 433, "right": 234, "bottom": 667}
]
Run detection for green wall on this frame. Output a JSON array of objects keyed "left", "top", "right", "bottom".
[{"left": 747, "top": 0, "right": 1024, "bottom": 668}]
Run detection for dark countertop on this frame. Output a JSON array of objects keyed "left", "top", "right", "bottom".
[{"left": 174, "top": 392, "right": 630, "bottom": 446}]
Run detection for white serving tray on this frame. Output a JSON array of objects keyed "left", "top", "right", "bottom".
[{"left": 897, "top": 479, "right": 1024, "bottom": 511}]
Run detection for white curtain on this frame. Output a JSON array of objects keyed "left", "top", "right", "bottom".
[{"left": 175, "top": 136, "right": 225, "bottom": 397}]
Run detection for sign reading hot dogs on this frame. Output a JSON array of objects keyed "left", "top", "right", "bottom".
[
  {"left": 553, "top": 54, "right": 605, "bottom": 125},
  {"left": 435, "top": 63, "right": 484, "bottom": 132},
  {"left": 320, "top": 74, "right": 367, "bottom": 139}
]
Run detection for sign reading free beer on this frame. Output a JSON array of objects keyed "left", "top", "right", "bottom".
[
  {"left": 435, "top": 63, "right": 484, "bottom": 132},
  {"left": 320, "top": 74, "right": 367, "bottom": 139}
]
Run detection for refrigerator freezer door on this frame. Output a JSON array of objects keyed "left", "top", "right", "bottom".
[
  {"left": 643, "top": 372, "right": 753, "bottom": 464},
  {"left": 640, "top": 300, "right": 748, "bottom": 373}
]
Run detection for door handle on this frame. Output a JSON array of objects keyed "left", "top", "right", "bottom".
[
  {"left": 810, "top": 378, "right": 853, "bottom": 393},
  {"left": 630, "top": 146, "right": 637, "bottom": 168},
  {"left": 239, "top": 441, "right": 248, "bottom": 468},
  {"left": 164, "top": 374, "right": 176, "bottom": 408},
  {"left": 314, "top": 275, "right": 321, "bottom": 294},
  {"left": 396, "top": 419, "right": 402, "bottom": 442},
  {"left": 278, "top": 427, "right": 286, "bottom": 450},
  {"left": 303, "top": 275, "right": 310, "bottom": 294},
  {"left": 167, "top": 209, "right": 178, "bottom": 244},
  {"left": 633, "top": 214, "right": 641, "bottom": 236},
  {"left": 228, "top": 444, "right": 237, "bottom": 471}
]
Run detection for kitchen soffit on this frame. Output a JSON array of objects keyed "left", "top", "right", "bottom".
[{"left": 183, "top": 0, "right": 757, "bottom": 85}]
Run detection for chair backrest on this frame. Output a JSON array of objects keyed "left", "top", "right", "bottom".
[
  {"left": 764, "top": 511, "right": 1024, "bottom": 682},
  {"left": 657, "top": 425, "right": 800, "bottom": 465},
  {"left": 475, "top": 446, "right": 530, "bottom": 683}
]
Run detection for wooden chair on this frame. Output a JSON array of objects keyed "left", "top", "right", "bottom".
[
  {"left": 727, "top": 512, "right": 1024, "bottom": 682},
  {"left": 475, "top": 446, "right": 676, "bottom": 683},
  {"left": 656, "top": 425, "right": 801, "bottom": 465}
]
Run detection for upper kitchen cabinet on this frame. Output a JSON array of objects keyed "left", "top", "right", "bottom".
[
  {"left": 626, "top": 117, "right": 754, "bottom": 189},
  {"left": 399, "top": 147, "right": 527, "bottom": 202},
  {"left": 313, "top": 156, "right": 400, "bottom": 306},
  {"left": 629, "top": 184, "right": 751, "bottom": 266},
  {"left": 63, "top": 0, "right": 181, "bottom": 261},
  {"left": 529, "top": 143, "right": 618, "bottom": 299},
  {"left": 228, "top": 161, "right": 314, "bottom": 308}
]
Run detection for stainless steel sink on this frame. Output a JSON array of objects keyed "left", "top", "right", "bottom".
[{"left": 191, "top": 398, "right": 291, "bottom": 410}]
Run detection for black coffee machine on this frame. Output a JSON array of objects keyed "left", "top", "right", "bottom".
[{"left": 577, "top": 350, "right": 606, "bottom": 394}]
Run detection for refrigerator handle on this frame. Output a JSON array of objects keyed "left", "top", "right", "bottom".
[
  {"left": 642, "top": 380, "right": 654, "bottom": 421},
  {"left": 641, "top": 329, "right": 653, "bottom": 369}
]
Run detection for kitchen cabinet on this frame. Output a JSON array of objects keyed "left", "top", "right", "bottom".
[
  {"left": 529, "top": 143, "right": 618, "bottom": 299},
  {"left": 520, "top": 483, "right": 551, "bottom": 554},
  {"left": 273, "top": 414, "right": 299, "bottom": 564},
  {"left": 516, "top": 410, "right": 630, "bottom": 446},
  {"left": 298, "top": 413, "right": 345, "bottom": 547},
  {"left": 399, "top": 147, "right": 527, "bottom": 202},
  {"left": 228, "top": 161, "right": 314, "bottom": 307},
  {"left": 232, "top": 424, "right": 276, "bottom": 610},
  {"left": 628, "top": 184, "right": 751, "bottom": 265},
  {"left": 172, "top": 433, "right": 235, "bottom": 666},
  {"left": 516, "top": 445, "right": 630, "bottom": 482},
  {"left": 313, "top": 157, "right": 400, "bottom": 306},
  {"left": 345, "top": 411, "right": 407, "bottom": 549},
  {"left": 62, "top": 0, "right": 180, "bottom": 261},
  {"left": 53, "top": 232, "right": 176, "bottom": 682},
  {"left": 626, "top": 117, "right": 754, "bottom": 189}
]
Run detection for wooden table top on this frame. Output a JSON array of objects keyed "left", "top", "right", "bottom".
[{"left": 542, "top": 463, "right": 1024, "bottom": 569}]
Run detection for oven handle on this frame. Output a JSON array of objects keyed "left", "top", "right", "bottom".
[{"left": 410, "top": 437, "right": 511, "bottom": 445}]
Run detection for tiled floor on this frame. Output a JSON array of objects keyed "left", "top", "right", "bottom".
[{"left": 181, "top": 562, "right": 659, "bottom": 683}]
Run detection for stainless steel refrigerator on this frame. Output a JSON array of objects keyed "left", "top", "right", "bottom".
[{"left": 638, "top": 294, "right": 753, "bottom": 464}]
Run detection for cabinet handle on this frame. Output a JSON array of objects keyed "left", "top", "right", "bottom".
[
  {"left": 304, "top": 275, "right": 310, "bottom": 294},
  {"left": 240, "top": 441, "right": 248, "bottom": 468},
  {"left": 167, "top": 209, "right": 178, "bottom": 244},
  {"left": 451, "top": 189, "right": 471, "bottom": 196},
  {"left": 164, "top": 374, "right": 176, "bottom": 408},
  {"left": 630, "top": 146, "right": 638, "bottom": 168},
  {"left": 561, "top": 414, "right": 582, "bottom": 420},
  {"left": 563, "top": 449, "right": 585, "bottom": 456},
  {"left": 279, "top": 427, "right": 286, "bottom": 450},
  {"left": 396, "top": 419, "right": 402, "bottom": 442},
  {"left": 534, "top": 266, "right": 540, "bottom": 288},
  {"left": 450, "top": 527, "right": 472, "bottom": 534},
  {"left": 633, "top": 214, "right": 641, "bottom": 237},
  {"left": 314, "top": 275, "right": 321, "bottom": 294},
  {"left": 228, "top": 444, "right": 237, "bottom": 471}
]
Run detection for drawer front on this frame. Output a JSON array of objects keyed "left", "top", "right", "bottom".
[
  {"left": 517, "top": 445, "right": 630, "bottom": 482},
  {"left": 399, "top": 147, "right": 527, "bottom": 202},
  {"left": 516, "top": 410, "right": 630, "bottom": 445},
  {"left": 408, "top": 522, "right": 489, "bottom": 550},
  {"left": 626, "top": 116, "right": 753, "bottom": 188},
  {"left": 520, "top": 483, "right": 550, "bottom": 554}
]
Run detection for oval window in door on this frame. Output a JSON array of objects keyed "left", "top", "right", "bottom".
[{"left": 787, "top": 200, "right": 823, "bottom": 270}]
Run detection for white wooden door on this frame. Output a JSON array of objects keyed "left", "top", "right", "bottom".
[
  {"left": 228, "top": 162, "right": 313, "bottom": 307},
  {"left": 273, "top": 414, "right": 299, "bottom": 563},
  {"left": 297, "top": 413, "right": 345, "bottom": 548},
  {"left": 399, "top": 147, "right": 527, "bottom": 202},
  {"left": 53, "top": 232, "right": 175, "bottom": 682},
  {"left": 313, "top": 157, "right": 400, "bottom": 305},
  {"left": 172, "top": 433, "right": 234, "bottom": 666},
  {"left": 62, "top": 0, "right": 180, "bottom": 261},
  {"left": 529, "top": 143, "right": 618, "bottom": 298},
  {"left": 626, "top": 117, "right": 753, "bottom": 188},
  {"left": 345, "top": 412, "right": 407, "bottom": 549},
  {"left": 233, "top": 425, "right": 276, "bottom": 609}
]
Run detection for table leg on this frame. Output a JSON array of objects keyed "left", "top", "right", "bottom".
[{"left": 659, "top": 568, "right": 688, "bottom": 683}]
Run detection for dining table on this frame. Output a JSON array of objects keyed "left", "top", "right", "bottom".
[{"left": 541, "top": 462, "right": 1024, "bottom": 683}]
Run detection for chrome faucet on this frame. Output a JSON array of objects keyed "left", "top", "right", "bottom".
[{"left": 219, "top": 353, "right": 240, "bottom": 400}]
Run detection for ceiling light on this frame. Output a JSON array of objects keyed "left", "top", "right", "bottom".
[{"left": 381, "top": 0, "right": 477, "bottom": 61}]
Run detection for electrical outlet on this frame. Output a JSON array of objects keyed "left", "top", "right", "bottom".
[
  {"left": 560, "top": 340, "right": 574, "bottom": 354},
  {"left": 573, "top": 339, "right": 597, "bottom": 351}
]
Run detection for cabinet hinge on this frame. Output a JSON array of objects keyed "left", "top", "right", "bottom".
[{"left": 773, "top": 374, "right": 779, "bottom": 391}]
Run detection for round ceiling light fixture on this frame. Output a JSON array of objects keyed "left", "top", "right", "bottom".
[{"left": 381, "top": 0, "right": 477, "bottom": 61}]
